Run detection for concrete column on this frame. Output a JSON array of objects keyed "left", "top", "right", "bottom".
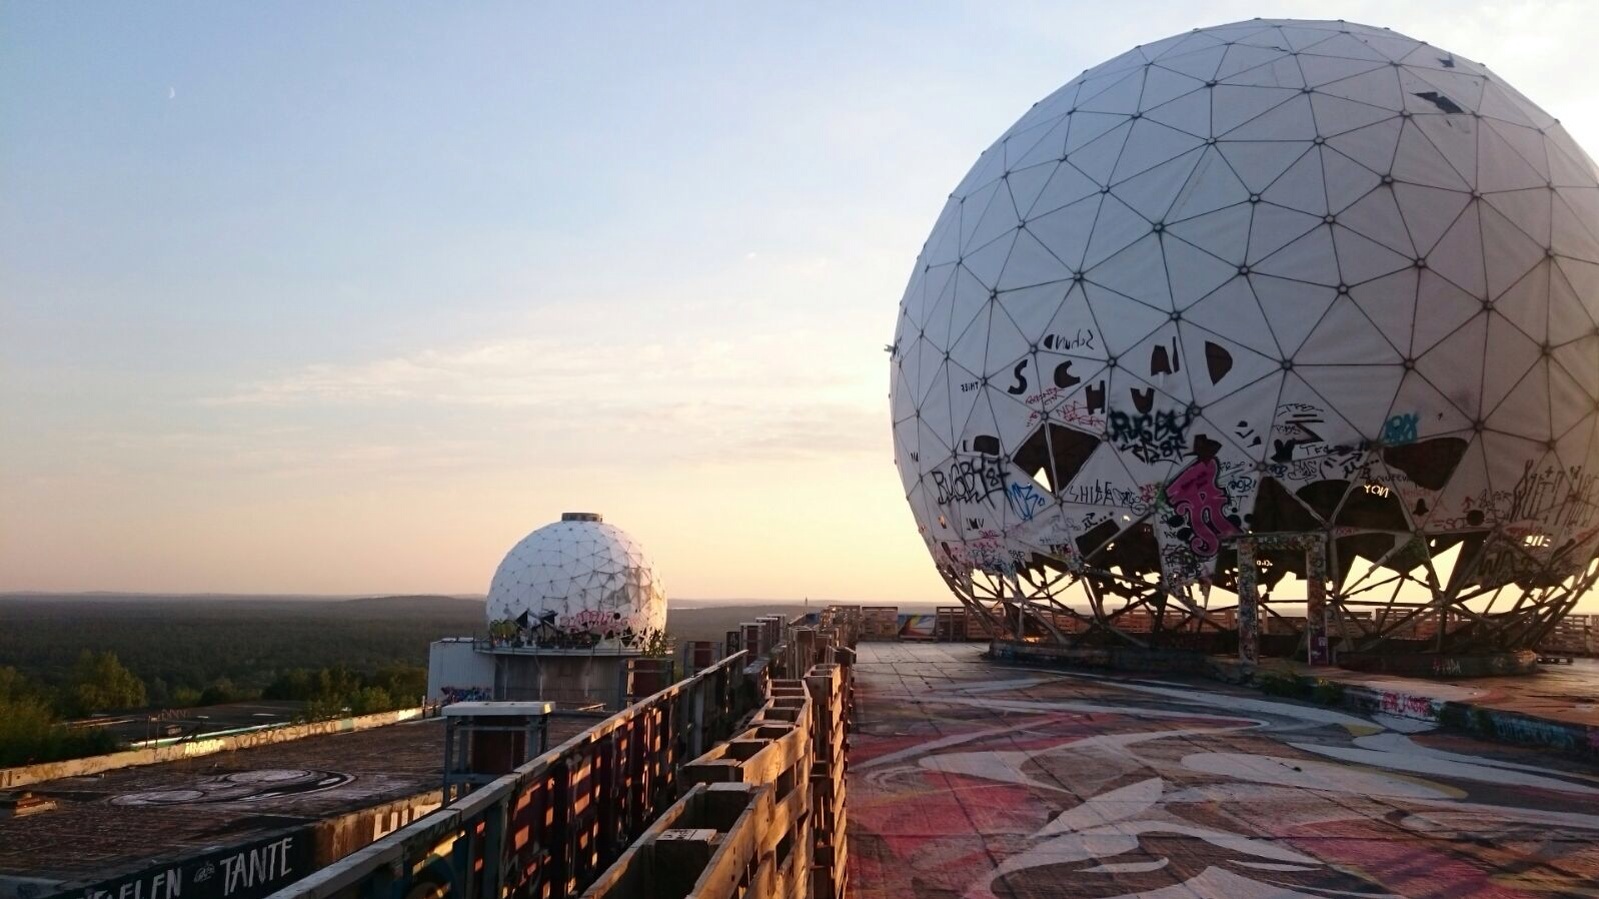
[
  {"left": 1305, "top": 538, "right": 1331, "bottom": 666},
  {"left": 1236, "top": 539, "right": 1260, "bottom": 667}
]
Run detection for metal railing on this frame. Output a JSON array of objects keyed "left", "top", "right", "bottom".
[{"left": 268, "top": 650, "right": 757, "bottom": 899}]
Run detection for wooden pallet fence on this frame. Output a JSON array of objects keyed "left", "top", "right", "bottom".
[
  {"left": 578, "top": 781, "right": 793, "bottom": 899},
  {"left": 803, "top": 664, "right": 849, "bottom": 899},
  {"left": 861, "top": 606, "right": 900, "bottom": 641},
  {"left": 567, "top": 679, "right": 822, "bottom": 899}
]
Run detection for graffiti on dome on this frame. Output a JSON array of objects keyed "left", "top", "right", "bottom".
[
  {"left": 1107, "top": 408, "right": 1193, "bottom": 465},
  {"left": 1062, "top": 479, "right": 1151, "bottom": 513},
  {"left": 939, "top": 532, "right": 1023, "bottom": 574},
  {"left": 1007, "top": 482, "right": 1047, "bottom": 522},
  {"left": 930, "top": 456, "right": 1007, "bottom": 506},
  {"left": 1165, "top": 442, "right": 1243, "bottom": 559},
  {"left": 887, "top": 15, "right": 1599, "bottom": 656},
  {"left": 1270, "top": 403, "right": 1329, "bottom": 463},
  {"left": 1381, "top": 412, "right": 1419, "bottom": 446}
]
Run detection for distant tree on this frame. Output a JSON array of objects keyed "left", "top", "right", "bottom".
[
  {"left": 0, "top": 665, "right": 118, "bottom": 766},
  {"left": 170, "top": 686, "right": 203, "bottom": 708},
  {"left": 370, "top": 666, "right": 426, "bottom": 706},
  {"left": 264, "top": 669, "right": 316, "bottom": 701},
  {"left": 64, "top": 651, "right": 147, "bottom": 717},
  {"left": 0, "top": 666, "right": 31, "bottom": 703},
  {"left": 350, "top": 686, "right": 394, "bottom": 715},
  {"left": 198, "top": 677, "right": 239, "bottom": 706}
]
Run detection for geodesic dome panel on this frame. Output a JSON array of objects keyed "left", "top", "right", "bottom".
[
  {"left": 486, "top": 515, "right": 667, "bottom": 643},
  {"left": 889, "top": 19, "right": 1599, "bottom": 644}
]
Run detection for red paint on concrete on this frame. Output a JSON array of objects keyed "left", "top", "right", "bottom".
[{"left": 849, "top": 642, "right": 1599, "bottom": 899}]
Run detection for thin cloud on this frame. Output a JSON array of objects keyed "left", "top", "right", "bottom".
[{"left": 203, "top": 330, "right": 884, "bottom": 463}]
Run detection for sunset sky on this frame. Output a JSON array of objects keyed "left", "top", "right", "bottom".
[{"left": 6, "top": 2, "right": 1599, "bottom": 605}]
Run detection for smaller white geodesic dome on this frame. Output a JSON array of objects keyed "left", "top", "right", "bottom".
[{"left": 485, "top": 513, "right": 667, "bottom": 645}]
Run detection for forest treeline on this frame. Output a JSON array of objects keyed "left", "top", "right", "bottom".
[
  {"left": 0, "top": 594, "right": 806, "bottom": 767},
  {"left": 0, "top": 595, "right": 480, "bottom": 766}
]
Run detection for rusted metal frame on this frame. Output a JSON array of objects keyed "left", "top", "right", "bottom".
[
  {"left": 1490, "top": 581, "right": 1542, "bottom": 643},
  {"left": 1080, "top": 580, "right": 1154, "bottom": 649},
  {"left": 1323, "top": 458, "right": 1387, "bottom": 531},
  {"left": 1158, "top": 578, "right": 1234, "bottom": 635},
  {"left": 1340, "top": 558, "right": 1453, "bottom": 652},
  {"left": 946, "top": 568, "right": 1008, "bottom": 638},
  {"left": 1500, "top": 552, "right": 1599, "bottom": 647},
  {"left": 1444, "top": 547, "right": 1562, "bottom": 650},
  {"left": 1331, "top": 530, "right": 1416, "bottom": 599},
  {"left": 1010, "top": 566, "right": 1074, "bottom": 643},
  {"left": 1018, "top": 563, "right": 1076, "bottom": 610},
  {"left": 1164, "top": 590, "right": 1213, "bottom": 635},
  {"left": 1476, "top": 577, "right": 1511, "bottom": 618},
  {"left": 1344, "top": 592, "right": 1438, "bottom": 652},
  {"left": 1018, "top": 595, "right": 1073, "bottom": 645},
  {"left": 959, "top": 590, "right": 1011, "bottom": 640},
  {"left": 1449, "top": 528, "right": 1562, "bottom": 639},
  {"left": 1094, "top": 587, "right": 1161, "bottom": 648},
  {"left": 1033, "top": 590, "right": 1096, "bottom": 630},
  {"left": 1323, "top": 524, "right": 1387, "bottom": 643},
  {"left": 1508, "top": 565, "right": 1599, "bottom": 648},
  {"left": 1370, "top": 567, "right": 1410, "bottom": 642},
  {"left": 1535, "top": 567, "right": 1599, "bottom": 643},
  {"left": 1426, "top": 534, "right": 1471, "bottom": 653}
]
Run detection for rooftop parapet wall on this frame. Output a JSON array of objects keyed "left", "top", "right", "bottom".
[
  {"left": 266, "top": 606, "right": 859, "bottom": 899},
  {"left": 0, "top": 706, "right": 432, "bottom": 791},
  {"left": 581, "top": 665, "right": 855, "bottom": 899}
]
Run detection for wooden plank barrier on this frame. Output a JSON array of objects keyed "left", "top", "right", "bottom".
[
  {"left": 577, "top": 781, "right": 781, "bottom": 899},
  {"left": 804, "top": 664, "right": 848, "bottom": 899},
  {"left": 860, "top": 606, "right": 900, "bottom": 641},
  {"left": 589, "top": 688, "right": 816, "bottom": 899},
  {"left": 580, "top": 656, "right": 857, "bottom": 899}
]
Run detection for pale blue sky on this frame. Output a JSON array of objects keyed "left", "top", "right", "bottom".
[{"left": 6, "top": 2, "right": 1599, "bottom": 601}]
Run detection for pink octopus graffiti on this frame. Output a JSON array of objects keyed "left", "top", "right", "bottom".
[{"left": 1168, "top": 456, "right": 1240, "bottom": 557}]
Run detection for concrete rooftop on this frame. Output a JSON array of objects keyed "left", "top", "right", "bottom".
[
  {"left": 847, "top": 642, "right": 1599, "bottom": 898},
  {"left": 0, "top": 715, "right": 594, "bottom": 887}
]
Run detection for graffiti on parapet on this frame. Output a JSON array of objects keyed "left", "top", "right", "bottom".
[
  {"left": 931, "top": 456, "right": 1007, "bottom": 506},
  {"left": 440, "top": 685, "right": 491, "bottom": 705},
  {"left": 1377, "top": 691, "right": 1438, "bottom": 720},
  {"left": 52, "top": 831, "right": 313, "bottom": 899}
]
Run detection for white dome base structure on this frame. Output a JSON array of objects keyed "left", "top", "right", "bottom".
[{"left": 889, "top": 19, "right": 1599, "bottom": 674}]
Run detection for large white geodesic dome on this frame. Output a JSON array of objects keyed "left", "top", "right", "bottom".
[
  {"left": 889, "top": 19, "right": 1599, "bottom": 658},
  {"left": 486, "top": 514, "right": 667, "bottom": 645}
]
